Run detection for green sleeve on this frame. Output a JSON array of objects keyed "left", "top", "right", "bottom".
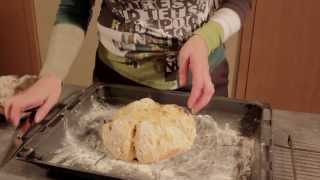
[
  {"left": 194, "top": 21, "right": 224, "bottom": 54},
  {"left": 55, "top": 0, "right": 95, "bottom": 31}
]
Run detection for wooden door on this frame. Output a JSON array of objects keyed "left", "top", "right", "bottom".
[
  {"left": 236, "top": 0, "right": 320, "bottom": 113},
  {"left": 0, "top": 1, "right": 41, "bottom": 76}
]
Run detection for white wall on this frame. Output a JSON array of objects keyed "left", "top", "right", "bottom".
[{"left": 34, "top": 0, "right": 240, "bottom": 97}]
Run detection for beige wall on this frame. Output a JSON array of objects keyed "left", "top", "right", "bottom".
[
  {"left": 34, "top": 0, "right": 101, "bottom": 86},
  {"left": 225, "top": 33, "right": 241, "bottom": 97},
  {"left": 34, "top": 0, "right": 240, "bottom": 96}
]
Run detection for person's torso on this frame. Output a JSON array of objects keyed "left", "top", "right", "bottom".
[
  {"left": 98, "top": 0, "right": 218, "bottom": 40},
  {"left": 96, "top": 0, "right": 224, "bottom": 90}
]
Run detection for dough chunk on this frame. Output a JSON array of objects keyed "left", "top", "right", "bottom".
[{"left": 101, "top": 98, "right": 196, "bottom": 163}]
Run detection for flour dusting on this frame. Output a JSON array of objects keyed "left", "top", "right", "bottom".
[{"left": 49, "top": 97, "right": 254, "bottom": 180}]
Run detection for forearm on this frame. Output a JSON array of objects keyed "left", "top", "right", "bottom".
[
  {"left": 40, "top": 24, "right": 85, "bottom": 80},
  {"left": 40, "top": 0, "right": 95, "bottom": 80}
]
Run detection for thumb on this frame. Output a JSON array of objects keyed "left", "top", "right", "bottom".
[{"left": 34, "top": 96, "right": 57, "bottom": 123}]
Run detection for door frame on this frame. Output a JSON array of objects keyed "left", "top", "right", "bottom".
[
  {"left": 23, "top": 0, "right": 41, "bottom": 74},
  {"left": 0, "top": 0, "right": 41, "bottom": 76},
  {"left": 235, "top": 0, "right": 257, "bottom": 99}
]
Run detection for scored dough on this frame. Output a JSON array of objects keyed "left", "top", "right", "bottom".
[{"left": 101, "top": 98, "right": 196, "bottom": 163}]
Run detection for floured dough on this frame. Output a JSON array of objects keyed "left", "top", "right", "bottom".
[
  {"left": 101, "top": 98, "right": 196, "bottom": 163},
  {"left": 0, "top": 75, "right": 37, "bottom": 113}
]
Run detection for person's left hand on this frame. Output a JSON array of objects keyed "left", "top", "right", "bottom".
[{"left": 178, "top": 35, "right": 215, "bottom": 113}]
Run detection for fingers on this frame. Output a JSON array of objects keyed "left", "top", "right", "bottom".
[
  {"left": 187, "top": 68, "right": 204, "bottom": 109},
  {"left": 10, "top": 103, "right": 23, "bottom": 127},
  {"left": 4, "top": 96, "right": 44, "bottom": 126},
  {"left": 3, "top": 75, "right": 62, "bottom": 126},
  {"left": 35, "top": 96, "right": 57, "bottom": 123},
  {"left": 180, "top": 34, "right": 215, "bottom": 113},
  {"left": 188, "top": 64, "right": 215, "bottom": 113},
  {"left": 192, "top": 77, "right": 215, "bottom": 113}
]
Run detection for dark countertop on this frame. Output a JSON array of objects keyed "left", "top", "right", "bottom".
[{"left": 0, "top": 85, "right": 319, "bottom": 180}]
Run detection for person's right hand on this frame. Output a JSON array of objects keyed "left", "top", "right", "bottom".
[{"left": 4, "top": 74, "right": 62, "bottom": 127}]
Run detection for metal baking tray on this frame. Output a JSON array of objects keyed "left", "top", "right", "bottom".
[{"left": 14, "top": 84, "right": 272, "bottom": 180}]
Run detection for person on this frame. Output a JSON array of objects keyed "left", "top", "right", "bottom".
[{"left": 4, "top": 0, "right": 250, "bottom": 127}]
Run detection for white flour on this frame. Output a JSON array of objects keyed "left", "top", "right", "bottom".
[
  {"left": 50, "top": 97, "right": 254, "bottom": 180},
  {"left": 0, "top": 75, "right": 37, "bottom": 106},
  {"left": 0, "top": 76, "right": 19, "bottom": 106}
]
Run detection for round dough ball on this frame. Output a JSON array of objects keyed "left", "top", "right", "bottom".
[{"left": 101, "top": 98, "right": 196, "bottom": 163}]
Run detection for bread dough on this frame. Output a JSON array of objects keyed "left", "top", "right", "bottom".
[
  {"left": 101, "top": 98, "right": 196, "bottom": 163},
  {"left": 0, "top": 75, "right": 37, "bottom": 114}
]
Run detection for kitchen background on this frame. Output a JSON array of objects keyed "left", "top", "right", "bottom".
[
  {"left": 0, "top": 0, "right": 319, "bottom": 113},
  {"left": 34, "top": 0, "right": 241, "bottom": 95}
]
